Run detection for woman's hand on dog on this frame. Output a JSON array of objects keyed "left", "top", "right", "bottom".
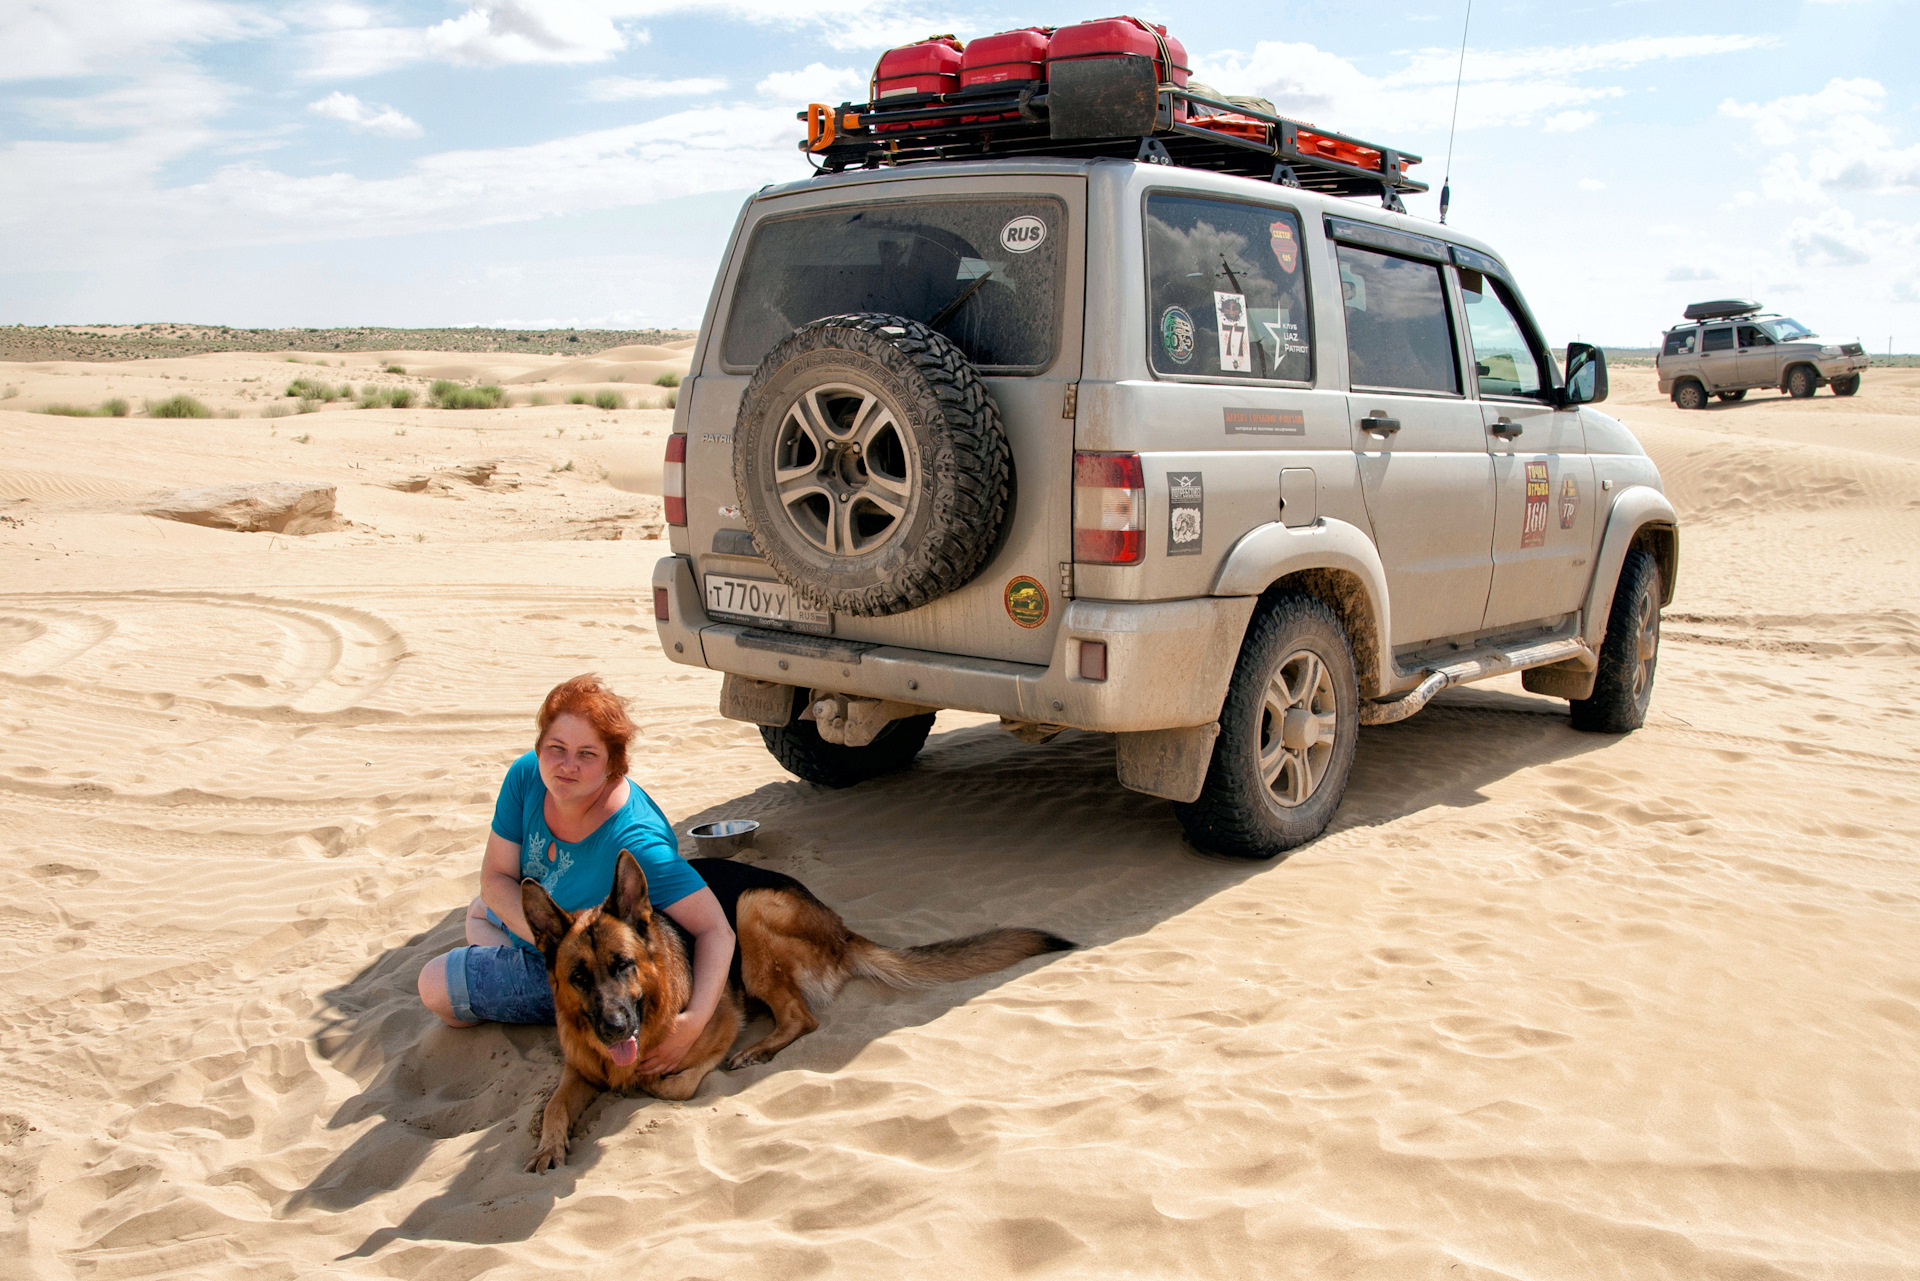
[{"left": 637, "top": 1011, "right": 704, "bottom": 1076}]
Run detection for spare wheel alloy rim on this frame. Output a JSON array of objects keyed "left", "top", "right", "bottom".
[
  {"left": 772, "top": 382, "right": 917, "bottom": 557},
  {"left": 1259, "top": 647, "right": 1339, "bottom": 810}
]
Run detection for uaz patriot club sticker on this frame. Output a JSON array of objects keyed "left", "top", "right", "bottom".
[
  {"left": 1160, "top": 306, "right": 1195, "bottom": 365},
  {"left": 1004, "top": 575, "right": 1049, "bottom": 628},
  {"left": 1000, "top": 215, "right": 1047, "bottom": 253}
]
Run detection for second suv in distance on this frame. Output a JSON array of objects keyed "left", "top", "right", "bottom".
[{"left": 1658, "top": 299, "right": 1866, "bottom": 408}]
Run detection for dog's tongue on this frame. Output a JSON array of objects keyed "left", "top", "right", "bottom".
[{"left": 608, "top": 1036, "right": 639, "bottom": 1067}]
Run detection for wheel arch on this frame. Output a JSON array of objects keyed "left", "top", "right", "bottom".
[
  {"left": 1581, "top": 488, "right": 1679, "bottom": 650},
  {"left": 1212, "top": 518, "right": 1394, "bottom": 698},
  {"left": 1781, "top": 360, "right": 1821, "bottom": 391}
]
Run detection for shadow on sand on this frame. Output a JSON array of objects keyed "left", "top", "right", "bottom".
[{"left": 295, "top": 681, "right": 1606, "bottom": 1257}]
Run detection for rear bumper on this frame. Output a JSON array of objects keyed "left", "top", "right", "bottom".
[{"left": 652, "top": 555, "right": 1254, "bottom": 732}]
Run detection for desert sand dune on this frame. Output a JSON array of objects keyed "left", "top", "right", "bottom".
[{"left": 1, "top": 356, "right": 1916, "bottom": 1279}]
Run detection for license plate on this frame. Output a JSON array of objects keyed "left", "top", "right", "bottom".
[{"left": 704, "top": 574, "right": 830, "bottom": 633}]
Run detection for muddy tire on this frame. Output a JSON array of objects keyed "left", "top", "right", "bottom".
[
  {"left": 1831, "top": 373, "right": 1861, "bottom": 397},
  {"left": 1716, "top": 389, "right": 1746, "bottom": 402},
  {"left": 1174, "top": 593, "right": 1359, "bottom": 859},
  {"left": 1673, "top": 380, "right": 1708, "bottom": 411},
  {"left": 1786, "top": 365, "right": 1818, "bottom": 399},
  {"left": 760, "top": 690, "right": 936, "bottom": 788},
  {"left": 1570, "top": 548, "right": 1662, "bottom": 734},
  {"left": 733, "top": 313, "right": 1010, "bottom": 617}
]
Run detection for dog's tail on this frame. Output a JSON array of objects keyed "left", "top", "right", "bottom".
[{"left": 846, "top": 927, "right": 1074, "bottom": 991}]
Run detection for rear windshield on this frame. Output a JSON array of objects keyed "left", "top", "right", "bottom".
[{"left": 722, "top": 197, "right": 1065, "bottom": 373}]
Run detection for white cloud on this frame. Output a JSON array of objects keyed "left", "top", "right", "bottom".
[
  {"left": 1719, "top": 77, "right": 1883, "bottom": 149},
  {"left": 1665, "top": 266, "right": 1718, "bottom": 282},
  {"left": 584, "top": 76, "right": 727, "bottom": 101},
  {"left": 307, "top": 91, "right": 423, "bottom": 137},
  {"left": 0, "top": 0, "right": 279, "bottom": 81},
  {"left": 1544, "top": 110, "right": 1599, "bottom": 133},
  {"left": 1721, "top": 79, "right": 1920, "bottom": 199},
  {"left": 301, "top": 1, "right": 659, "bottom": 77},
  {"left": 756, "top": 64, "right": 868, "bottom": 104}
]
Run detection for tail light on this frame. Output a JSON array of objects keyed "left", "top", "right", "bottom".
[
  {"left": 663, "top": 433, "right": 687, "bottom": 526},
  {"left": 1073, "top": 452, "right": 1144, "bottom": 565}
]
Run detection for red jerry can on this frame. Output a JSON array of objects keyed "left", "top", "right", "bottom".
[
  {"left": 961, "top": 27, "right": 1052, "bottom": 88},
  {"left": 871, "top": 34, "right": 964, "bottom": 132},
  {"left": 1047, "top": 16, "right": 1190, "bottom": 118}
]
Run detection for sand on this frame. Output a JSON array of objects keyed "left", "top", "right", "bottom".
[{"left": 2, "top": 352, "right": 1917, "bottom": 1280}]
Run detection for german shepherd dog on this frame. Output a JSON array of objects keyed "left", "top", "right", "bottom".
[{"left": 519, "top": 850, "right": 1073, "bottom": 1172}]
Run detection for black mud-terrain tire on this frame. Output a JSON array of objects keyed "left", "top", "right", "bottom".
[
  {"left": 734, "top": 313, "right": 1010, "bottom": 617},
  {"left": 1174, "top": 593, "right": 1360, "bottom": 859},
  {"left": 1786, "top": 365, "right": 1819, "bottom": 399},
  {"left": 1717, "top": 389, "right": 1746, "bottom": 402},
  {"left": 1831, "top": 373, "right": 1861, "bottom": 397},
  {"left": 760, "top": 690, "right": 936, "bottom": 788},
  {"left": 1570, "top": 548, "right": 1662, "bottom": 734},
  {"left": 1673, "top": 380, "right": 1708, "bottom": 411}
]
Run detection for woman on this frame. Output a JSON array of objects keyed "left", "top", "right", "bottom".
[{"left": 418, "top": 674, "right": 734, "bottom": 1076}]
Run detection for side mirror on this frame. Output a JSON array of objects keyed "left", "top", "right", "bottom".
[{"left": 1562, "top": 342, "right": 1608, "bottom": 405}]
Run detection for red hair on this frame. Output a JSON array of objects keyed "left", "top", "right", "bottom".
[{"left": 535, "top": 674, "right": 636, "bottom": 779}]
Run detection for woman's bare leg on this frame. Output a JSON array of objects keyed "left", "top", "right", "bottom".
[{"left": 418, "top": 953, "right": 481, "bottom": 1028}]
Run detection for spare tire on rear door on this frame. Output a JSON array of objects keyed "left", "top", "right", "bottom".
[{"left": 733, "top": 313, "right": 1011, "bottom": 618}]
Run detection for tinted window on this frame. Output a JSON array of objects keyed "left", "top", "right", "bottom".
[
  {"left": 1702, "top": 326, "right": 1734, "bottom": 353},
  {"left": 1460, "top": 271, "right": 1542, "bottom": 398},
  {"left": 1737, "top": 324, "right": 1772, "bottom": 348},
  {"left": 1336, "top": 244, "right": 1459, "bottom": 394},
  {"left": 1145, "top": 194, "right": 1312, "bottom": 381},
  {"left": 1663, "top": 329, "right": 1696, "bottom": 356},
  {"left": 722, "top": 198, "right": 1063, "bottom": 372}
]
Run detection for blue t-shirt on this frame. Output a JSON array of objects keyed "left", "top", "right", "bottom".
[{"left": 490, "top": 751, "right": 704, "bottom": 951}]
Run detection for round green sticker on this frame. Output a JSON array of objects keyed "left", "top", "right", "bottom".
[{"left": 1160, "top": 305, "right": 1195, "bottom": 365}]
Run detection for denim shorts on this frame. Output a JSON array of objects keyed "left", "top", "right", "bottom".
[{"left": 445, "top": 943, "right": 555, "bottom": 1025}]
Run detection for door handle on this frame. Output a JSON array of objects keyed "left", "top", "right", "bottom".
[
  {"left": 1360, "top": 412, "right": 1400, "bottom": 437},
  {"left": 1490, "top": 416, "right": 1523, "bottom": 438}
]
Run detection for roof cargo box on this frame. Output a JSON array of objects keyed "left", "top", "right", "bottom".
[{"left": 1682, "top": 299, "right": 1760, "bottom": 321}]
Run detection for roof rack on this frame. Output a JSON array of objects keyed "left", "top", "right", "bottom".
[{"left": 799, "top": 66, "right": 1425, "bottom": 211}]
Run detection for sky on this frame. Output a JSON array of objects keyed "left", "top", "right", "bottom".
[{"left": 2, "top": 0, "right": 1916, "bottom": 348}]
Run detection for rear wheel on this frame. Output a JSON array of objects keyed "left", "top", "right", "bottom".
[
  {"left": 1174, "top": 594, "right": 1359, "bottom": 859},
  {"left": 1786, "top": 365, "right": 1818, "bottom": 399},
  {"left": 1831, "top": 373, "right": 1861, "bottom": 397},
  {"left": 1570, "top": 548, "right": 1662, "bottom": 734},
  {"left": 760, "top": 690, "right": 936, "bottom": 787},
  {"left": 1716, "top": 389, "right": 1746, "bottom": 402},
  {"left": 1673, "top": 380, "right": 1708, "bottom": 411}
]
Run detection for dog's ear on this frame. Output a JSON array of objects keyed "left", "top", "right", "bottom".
[
  {"left": 521, "top": 878, "right": 573, "bottom": 962},
  {"left": 606, "top": 848, "right": 652, "bottom": 930}
]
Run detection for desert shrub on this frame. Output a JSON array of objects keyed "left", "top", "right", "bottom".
[
  {"left": 40, "top": 404, "right": 96, "bottom": 417},
  {"left": 663, "top": 389, "right": 678, "bottom": 409},
  {"left": 103, "top": 398, "right": 129, "bottom": 417},
  {"left": 297, "top": 398, "right": 320, "bottom": 414},
  {"left": 529, "top": 391, "right": 550, "bottom": 406},
  {"left": 2, "top": 385, "right": 17, "bottom": 399},
  {"left": 653, "top": 372, "right": 681, "bottom": 387},
  {"left": 429, "top": 380, "right": 505, "bottom": 410},
  {"left": 357, "top": 386, "right": 416, "bottom": 409},
  {"left": 262, "top": 403, "right": 293, "bottom": 418},
  {"left": 286, "top": 376, "right": 350, "bottom": 402},
  {"left": 146, "top": 394, "right": 212, "bottom": 418},
  {"left": 594, "top": 390, "right": 624, "bottom": 410},
  {"left": 566, "top": 392, "right": 588, "bottom": 404},
  {"left": 384, "top": 364, "right": 406, "bottom": 374}
]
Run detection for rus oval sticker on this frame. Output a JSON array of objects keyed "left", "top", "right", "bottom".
[{"left": 1000, "top": 215, "right": 1047, "bottom": 254}]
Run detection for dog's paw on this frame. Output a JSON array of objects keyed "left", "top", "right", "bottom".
[
  {"left": 525, "top": 1141, "right": 568, "bottom": 1174},
  {"left": 724, "top": 1048, "right": 771, "bottom": 1071}
]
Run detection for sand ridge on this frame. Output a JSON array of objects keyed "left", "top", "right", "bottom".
[{"left": 1, "top": 358, "right": 1917, "bottom": 1279}]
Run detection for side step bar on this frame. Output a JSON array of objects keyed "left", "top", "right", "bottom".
[{"left": 1360, "top": 637, "right": 1593, "bottom": 726}]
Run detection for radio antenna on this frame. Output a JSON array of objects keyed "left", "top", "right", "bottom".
[{"left": 1439, "top": 0, "right": 1472, "bottom": 224}]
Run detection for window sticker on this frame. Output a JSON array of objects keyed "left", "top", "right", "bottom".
[
  {"left": 1522, "top": 461, "right": 1551, "bottom": 548},
  {"left": 1270, "top": 221, "right": 1298, "bottom": 274},
  {"left": 1000, "top": 215, "right": 1048, "bottom": 254},
  {"left": 1167, "top": 472, "right": 1204, "bottom": 556},
  {"left": 1214, "top": 291, "right": 1251, "bottom": 373},
  {"left": 1160, "top": 306, "right": 1196, "bottom": 365}
]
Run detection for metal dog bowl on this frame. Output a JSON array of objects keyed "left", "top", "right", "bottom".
[{"left": 689, "top": 819, "right": 759, "bottom": 856}]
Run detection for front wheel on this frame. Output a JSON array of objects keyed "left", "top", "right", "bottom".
[
  {"left": 1673, "top": 380, "right": 1708, "bottom": 411},
  {"left": 1831, "top": 373, "right": 1861, "bottom": 397},
  {"left": 760, "top": 691, "right": 936, "bottom": 787},
  {"left": 1786, "top": 365, "right": 1818, "bottom": 399},
  {"left": 1174, "top": 594, "right": 1359, "bottom": 859},
  {"left": 1570, "top": 548, "right": 1662, "bottom": 734}
]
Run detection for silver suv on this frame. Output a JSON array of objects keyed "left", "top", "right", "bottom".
[
  {"left": 652, "top": 120, "right": 1677, "bottom": 859},
  {"left": 1658, "top": 299, "right": 1867, "bottom": 408}
]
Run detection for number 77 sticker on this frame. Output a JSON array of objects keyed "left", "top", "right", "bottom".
[{"left": 1214, "top": 292, "right": 1251, "bottom": 373}]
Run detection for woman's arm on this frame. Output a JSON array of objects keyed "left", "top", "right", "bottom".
[
  {"left": 637, "top": 886, "right": 735, "bottom": 1075},
  {"left": 478, "top": 831, "right": 535, "bottom": 944}
]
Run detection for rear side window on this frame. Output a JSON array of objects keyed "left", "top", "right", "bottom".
[
  {"left": 1702, "top": 326, "right": 1734, "bottom": 353},
  {"left": 1663, "top": 329, "right": 1696, "bottom": 356},
  {"left": 721, "top": 198, "right": 1064, "bottom": 373},
  {"left": 1144, "top": 194, "right": 1313, "bottom": 382},
  {"left": 1336, "top": 244, "right": 1459, "bottom": 394},
  {"left": 1459, "top": 271, "right": 1543, "bottom": 399}
]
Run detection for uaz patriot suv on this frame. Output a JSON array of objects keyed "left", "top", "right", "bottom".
[
  {"left": 651, "top": 80, "right": 1679, "bottom": 859},
  {"left": 1658, "top": 298, "right": 1867, "bottom": 408}
]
